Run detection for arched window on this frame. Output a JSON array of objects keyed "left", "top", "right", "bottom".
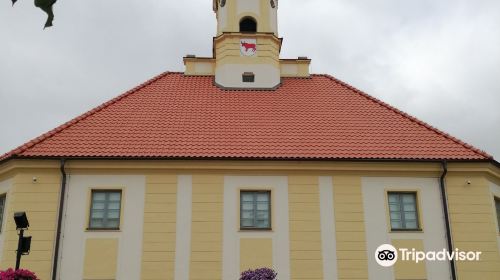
[{"left": 240, "top": 17, "right": 257, "bottom": 33}]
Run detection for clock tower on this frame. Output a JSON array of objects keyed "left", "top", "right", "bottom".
[{"left": 184, "top": 0, "right": 311, "bottom": 89}]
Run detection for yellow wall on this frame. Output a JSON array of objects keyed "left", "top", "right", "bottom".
[
  {"left": 392, "top": 239, "right": 427, "bottom": 280},
  {"left": 185, "top": 52, "right": 313, "bottom": 78},
  {"left": 333, "top": 176, "right": 369, "bottom": 280},
  {"left": 141, "top": 175, "right": 178, "bottom": 280},
  {"left": 280, "top": 60, "right": 311, "bottom": 78},
  {"left": 447, "top": 175, "right": 500, "bottom": 280},
  {"left": 223, "top": 0, "right": 237, "bottom": 34},
  {"left": 0, "top": 160, "right": 499, "bottom": 279},
  {"left": 189, "top": 174, "right": 224, "bottom": 280},
  {"left": 83, "top": 238, "right": 118, "bottom": 280},
  {"left": 184, "top": 58, "right": 216, "bottom": 76},
  {"left": 240, "top": 238, "right": 273, "bottom": 272},
  {"left": 258, "top": 0, "right": 271, "bottom": 32},
  {"left": 0, "top": 171, "right": 60, "bottom": 280},
  {"left": 218, "top": 0, "right": 274, "bottom": 34},
  {"left": 288, "top": 176, "right": 324, "bottom": 279},
  {"left": 214, "top": 34, "right": 281, "bottom": 67}
]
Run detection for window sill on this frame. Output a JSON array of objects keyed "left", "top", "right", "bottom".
[
  {"left": 390, "top": 229, "right": 423, "bottom": 233},
  {"left": 86, "top": 228, "right": 121, "bottom": 232},
  {"left": 239, "top": 228, "right": 273, "bottom": 232}
]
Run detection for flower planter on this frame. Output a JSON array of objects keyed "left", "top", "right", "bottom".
[{"left": 240, "top": 268, "right": 278, "bottom": 280}]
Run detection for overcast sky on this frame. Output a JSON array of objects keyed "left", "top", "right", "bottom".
[{"left": 1, "top": 0, "right": 499, "bottom": 159}]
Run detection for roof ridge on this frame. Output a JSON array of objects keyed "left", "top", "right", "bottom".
[
  {"left": 320, "top": 74, "right": 492, "bottom": 160},
  {"left": 0, "top": 71, "right": 173, "bottom": 161}
]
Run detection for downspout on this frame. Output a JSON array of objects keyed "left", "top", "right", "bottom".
[
  {"left": 440, "top": 160, "right": 457, "bottom": 280},
  {"left": 52, "top": 158, "right": 67, "bottom": 280}
]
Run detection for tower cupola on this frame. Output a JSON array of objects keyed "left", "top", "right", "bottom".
[
  {"left": 184, "top": 0, "right": 311, "bottom": 89},
  {"left": 213, "top": 0, "right": 279, "bottom": 36}
]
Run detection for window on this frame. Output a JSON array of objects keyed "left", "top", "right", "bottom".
[
  {"left": 240, "top": 191, "right": 271, "bottom": 230},
  {"left": 242, "top": 72, "right": 255, "bottom": 83},
  {"left": 0, "top": 195, "right": 5, "bottom": 232},
  {"left": 89, "top": 190, "right": 122, "bottom": 230},
  {"left": 496, "top": 197, "right": 500, "bottom": 232},
  {"left": 240, "top": 17, "right": 257, "bottom": 33},
  {"left": 388, "top": 192, "right": 420, "bottom": 231}
]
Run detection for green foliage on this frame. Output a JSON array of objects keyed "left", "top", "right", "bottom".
[{"left": 12, "top": 0, "right": 57, "bottom": 29}]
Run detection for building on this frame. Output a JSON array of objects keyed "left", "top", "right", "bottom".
[{"left": 1, "top": 0, "right": 500, "bottom": 279}]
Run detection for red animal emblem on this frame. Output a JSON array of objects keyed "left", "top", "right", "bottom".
[{"left": 241, "top": 41, "right": 257, "bottom": 53}]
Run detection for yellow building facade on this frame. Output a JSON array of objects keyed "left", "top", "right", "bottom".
[
  {"left": 0, "top": 161, "right": 499, "bottom": 279},
  {"left": 1, "top": 1, "right": 500, "bottom": 280}
]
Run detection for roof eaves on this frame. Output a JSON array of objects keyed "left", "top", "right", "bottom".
[{"left": 2, "top": 155, "right": 495, "bottom": 162}]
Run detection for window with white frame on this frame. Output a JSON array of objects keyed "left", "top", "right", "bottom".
[
  {"left": 240, "top": 191, "right": 271, "bottom": 230},
  {"left": 89, "top": 190, "right": 122, "bottom": 230},
  {"left": 495, "top": 197, "right": 500, "bottom": 232},
  {"left": 0, "top": 195, "right": 5, "bottom": 232},
  {"left": 388, "top": 192, "right": 420, "bottom": 231}
]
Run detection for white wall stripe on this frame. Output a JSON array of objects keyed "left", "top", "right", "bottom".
[
  {"left": 174, "top": 175, "right": 192, "bottom": 280},
  {"left": 320, "top": 176, "right": 338, "bottom": 280},
  {"left": 59, "top": 175, "right": 146, "bottom": 280},
  {"left": 362, "top": 177, "right": 450, "bottom": 280},
  {"left": 490, "top": 182, "right": 500, "bottom": 254},
  {"left": 0, "top": 179, "right": 12, "bottom": 264},
  {"left": 223, "top": 176, "right": 290, "bottom": 280}
]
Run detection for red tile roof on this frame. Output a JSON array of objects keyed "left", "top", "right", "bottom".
[{"left": 0, "top": 72, "right": 492, "bottom": 162}]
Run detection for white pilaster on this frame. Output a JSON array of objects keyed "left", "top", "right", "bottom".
[
  {"left": 223, "top": 176, "right": 290, "bottom": 280},
  {"left": 174, "top": 175, "right": 193, "bottom": 280},
  {"left": 320, "top": 176, "right": 338, "bottom": 280}
]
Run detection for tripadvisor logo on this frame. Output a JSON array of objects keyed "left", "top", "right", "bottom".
[
  {"left": 375, "top": 244, "right": 398, "bottom": 267},
  {"left": 375, "top": 244, "right": 482, "bottom": 267}
]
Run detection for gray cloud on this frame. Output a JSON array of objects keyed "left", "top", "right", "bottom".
[{"left": 1, "top": 0, "right": 499, "bottom": 159}]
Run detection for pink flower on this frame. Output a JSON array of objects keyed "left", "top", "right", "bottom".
[{"left": 0, "top": 268, "right": 40, "bottom": 280}]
